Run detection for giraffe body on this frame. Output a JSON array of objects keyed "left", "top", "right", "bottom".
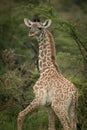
[
  {"left": 34, "top": 68, "right": 77, "bottom": 107},
  {"left": 17, "top": 18, "right": 78, "bottom": 130}
]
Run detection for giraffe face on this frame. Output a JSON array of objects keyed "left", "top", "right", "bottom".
[{"left": 24, "top": 18, "right": 52, "bottom": 37}]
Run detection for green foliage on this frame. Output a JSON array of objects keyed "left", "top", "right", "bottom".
[
  {"left": 72, "top": 79, "right": 87, "bottom": 130},
  {"left": 0, "top": 0, "right": 87, "bottom": 130}
]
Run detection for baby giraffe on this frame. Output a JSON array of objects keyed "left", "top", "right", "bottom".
[{"left": 17, "top": 18, "right": 78, "bottom": 130}]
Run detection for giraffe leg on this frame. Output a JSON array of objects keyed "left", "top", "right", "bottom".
[
  {"left": 47, "top": 106, "right": 56, "bottom": 130},
  {"left": 52, "top": 104, "right": 72, "bottom": 130},
  {"left": 17, "top": 98, "right": 40, "bottom": 130},
  {"left": 69, "top": 101, "right": 77, "bottom": 130}
]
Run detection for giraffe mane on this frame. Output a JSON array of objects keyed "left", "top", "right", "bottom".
[{"left": 46, "top": 30, "right": 58, "bottom": 70}]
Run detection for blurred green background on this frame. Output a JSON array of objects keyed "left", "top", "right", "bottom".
[{"left": 0, "top": 0, "right": 87, "bottom": 130}]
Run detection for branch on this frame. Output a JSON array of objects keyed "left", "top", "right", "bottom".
[{"left": 69, "top": 25, "right": 87, "bottom": 63}]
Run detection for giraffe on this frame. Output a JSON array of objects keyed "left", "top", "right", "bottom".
[{"left": 17, "top": 18, "right": 78, "bottom": 130}]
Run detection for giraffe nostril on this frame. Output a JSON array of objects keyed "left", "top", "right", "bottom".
[
  {"left": 30, "top": 31, "right": 35, "bottom": 34},
  {"left": 30, "top": 32, "right": 34, "bottom": 34}
]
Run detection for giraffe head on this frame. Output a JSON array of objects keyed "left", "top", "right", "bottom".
[{"left": 24, "top": 18, "right": 51, "bottom": 37}]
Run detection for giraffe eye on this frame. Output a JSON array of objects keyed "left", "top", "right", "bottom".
[{"left": 38, "top": 27, "right": 42, "bottom": 30}]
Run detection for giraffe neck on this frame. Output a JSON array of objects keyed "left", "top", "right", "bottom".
[{"left": 38, "top": 29, "right": 58, "bottom": 73}]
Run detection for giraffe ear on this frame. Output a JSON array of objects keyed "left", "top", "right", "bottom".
[
  {"left": 24, "top": 18, "right": 33, "bottom": 27},
  {"left": 43, "top": 19, "right": 52, "bottom": 28}
]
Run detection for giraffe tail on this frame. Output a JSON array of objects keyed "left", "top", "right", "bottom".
[{"left": 77, "top": 123, "right": 82, "bottom": 130}]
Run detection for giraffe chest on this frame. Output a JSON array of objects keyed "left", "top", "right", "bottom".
[
  {"left": 34, "top": 84, "right": 54, "bottom": 106},
  {"left": 33, "top": 69, "right": 58, "bottom": 105},
  {"left": 42, "top": 88, "right": 54, "bottom": 106}
]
